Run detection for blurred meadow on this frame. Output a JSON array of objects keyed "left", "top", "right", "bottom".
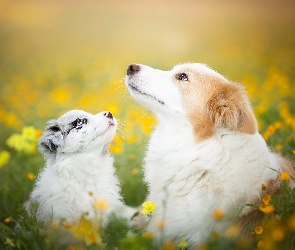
[{"left": 0, "top": 0, "right": 295, "bottom": 249}]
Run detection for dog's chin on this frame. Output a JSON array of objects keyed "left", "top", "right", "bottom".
[{"left": 127, "top": 83, "right": 165, "bottom": 106}]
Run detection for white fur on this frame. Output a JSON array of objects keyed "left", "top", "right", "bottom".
[
  {"left": 26, "top": 110, "right": 134, "bottom": 224},
  {"left": 125, "top": 63, "right": 288, "bottom": 247}
]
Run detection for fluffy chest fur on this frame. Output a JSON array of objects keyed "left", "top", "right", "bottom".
[
  {"left": 144, "top": 124, "right": 280, "bottom": 246},
  {"left": 29, "top": 152, "right": 123, "bottom": 223}
]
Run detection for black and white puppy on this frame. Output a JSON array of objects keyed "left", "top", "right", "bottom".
[{"left": 26, "top": 110, "right": 135, "bottom": 225}]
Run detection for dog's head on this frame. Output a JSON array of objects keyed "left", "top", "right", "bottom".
[
  {"left": 125, "top": 63, "right": 257, "bottom": 141},
  {"left": 39, "top": 110, "right": 117, "bottom": 158}
]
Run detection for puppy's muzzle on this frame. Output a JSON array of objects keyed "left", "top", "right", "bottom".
[{"left": 127, "top": 64, "right": 140, "bottom": 76}]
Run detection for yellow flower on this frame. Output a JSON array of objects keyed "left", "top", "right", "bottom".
[
  {"left": 0, "top": 150, "right": 10, "bottom": 168},
  {"left": 272, "top": 228, "right": 285, "bottom": 241},
  {"left": 6, "top": 134, "right": 23, "bottom": 151},
  {"left": 35, "top": 129, "right": 42, "bottom": 137},
  {"left": 292, "top": 150, "right": 295, "bottom": 155},
  {"left": 276, "top": 144, "right": 283, "bottom": 150},
  {"left": 261, "top": 183, "right": 266, "bottom": 190},
  {"left": 161, "top": 242, "right": 176, "bottom": 250},
  {"left": 280, "top": 172, "right": 290, "bottom": 181},
  {"left": 267, "top": 125, "right": 275, "bottom": 134},
  {"left": 257, "top": 240, "right": 265, "bottom": 248},
  {"left": 94, "top": 199, "right": 109, "bottom": 212},
  {"left": 259, "top": 203, "right": 275, "bottom": 214},
  {"left": 212, "top": 209, "right": 224, "bottom": 220},
  {"left": 50, "top": 88, "right": 70, "bottom": 105},
  {"left": 131, "top": 169, "right": 138, "bottom": 175},
  {"left": 255, "top": 226, "right": 263, "bottom": 235},
  {"left": 263, "top": 131, "right": 270, "bottom": 141},
  {"left": 177, "top": 237, "right": 188, "bottom": 249},
  {"left": 64, "top": 223, "right": 74, "bottom": 230},
  {"left": 274, "top": 121, "right": 283, "bottom": 129},
  {"left": 6, "top": 126, "right": 40, "bottom": 154},
  {"left": 262, "top": 194, "right": 271, "bottom": 205},
  {"left": 142, "top": 231, "right": 153, "bottom": 239},
  {"left": 127, "top": 136, "right": 136, "bottom": 144},
  {"left": 109, "top": 144, "right": 123, "bottom": 154},
  {"left": 141, "top": 200, "right": 156, "bottom": 215},
  {"left": 226, "top": 224, "right": 240, "bottom": 238},
  {"left": 71, "top": 218, "right": 102, "bottom": 246},
  {"left": 4, "top": 217, "right": 11, "bottom": 223},
  {"left": 129, "top": 154, "right": 137, "bottom": 160},
  {"left": 288, "top": 215, "right": 295, "bottom": 231},
  {"left": 27, "top": 172, "right": 35, "bottom": 181},
  {"left": 22, "top": 126, "right": 38, "bottom": 141}
]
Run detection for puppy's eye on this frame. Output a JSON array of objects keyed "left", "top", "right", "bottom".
[
  {"left": 177, "top": 73, "right": 188, "bottom": 81},
  {"left": 72, "top": 118, "right": 87, "bottom": 129},
  {"left": 76, "top": 119, "right": 83, "bottom": 126}
]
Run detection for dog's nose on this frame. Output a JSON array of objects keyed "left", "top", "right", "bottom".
[
  {"left": 127, "top": 64, "right": 140, "bottom": 76},
  {"left": 104, "top": 112, "right": 113, "bottom": 119}
]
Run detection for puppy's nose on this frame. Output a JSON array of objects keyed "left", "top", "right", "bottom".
[
  {"left": 127, "top": 64, "right": 140, "bottom": 76},
  {"left": 104, "top": 112, "right": 113, "bottom": 119}
]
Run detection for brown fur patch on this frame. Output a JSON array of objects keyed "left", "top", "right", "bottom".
[
  {"left": 178, "top": 68, "right": 257, "bottom": 142},
  {"left": 207, "top": 84, "right": 257, "bottom": 134},
  {"left": 239, "top": 157, "right": 295, "bottom": 234},
  {"left": 239, "top": 177, "right": 282, "bottom": 234}
]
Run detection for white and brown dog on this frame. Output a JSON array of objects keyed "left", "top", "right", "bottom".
[
  {"left": 125, "top": 63, "right": 294, "bottom": 247},
  {"left": 26, "top": 110, "right": 135, "bottom": 225}
]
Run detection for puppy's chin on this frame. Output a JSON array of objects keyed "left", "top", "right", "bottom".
[
  {"left": 85, "top": 125, "right": 116, "bottom": 153},
  {"left": 102, "top": 123, "right": 117, "bottom": 139}
]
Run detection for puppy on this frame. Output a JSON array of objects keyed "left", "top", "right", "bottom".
[
  {"left": 125, "top": 63, "right": 294, "bottom": 247},
  {"left": 26, "top": 110, "right": 135, "bottom": 225}
]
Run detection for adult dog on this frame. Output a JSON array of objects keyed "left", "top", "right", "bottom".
[
  {"left": 125, "top": 63, "right": 294, "bottom": 247},
  {"left": 26, "top": 110, "right": 134, "bottom": 225}
]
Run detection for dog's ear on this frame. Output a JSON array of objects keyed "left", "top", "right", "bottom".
[
  {"left": 207, "top": 84, "right": 257, "bottom": 134},
  {"left": 39, "top": 120, "right": 65, "bottom": 155}
]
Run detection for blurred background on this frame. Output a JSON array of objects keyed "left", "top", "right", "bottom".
[{"left": 0, "top": 0, "right": 295, "bottom": 212}]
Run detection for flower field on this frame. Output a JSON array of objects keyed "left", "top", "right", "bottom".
[{"left": 0, "top": 0, "right": 295, "bottom": 249}]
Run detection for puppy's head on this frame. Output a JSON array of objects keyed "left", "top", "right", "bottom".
[
  {"left": 125, "top": 63, "right": 257, "bottom": 141},
  {"left": 39, "top": 110, "right": 117, "bottom": 157}
]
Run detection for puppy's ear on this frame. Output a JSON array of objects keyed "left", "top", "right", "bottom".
[
  {"left": 207, "top": 84, "right": 257, "bottom": 134},
  {"left": 39, "top": 120, "right": 65, "bottom": 155}
]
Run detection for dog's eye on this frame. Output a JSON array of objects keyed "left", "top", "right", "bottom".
[
  {"left": 177, "top": 73, "right": 188, "bottom": 81},
  {"left": 72, "top": 118, "right": 87, "bottom": 129}
]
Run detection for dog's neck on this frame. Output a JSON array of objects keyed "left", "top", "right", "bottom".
[{"left": 146, "top": 121, "right": 261, "bottom": 172}]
